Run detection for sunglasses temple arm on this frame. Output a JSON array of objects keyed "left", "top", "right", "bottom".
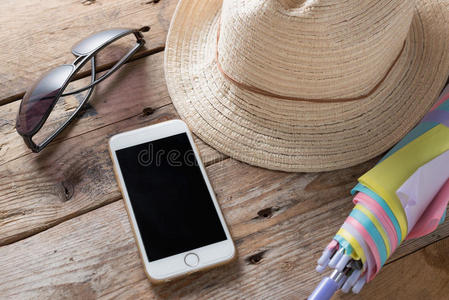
[
  {"left": 61, "top": 41, "right": 144, "bottom": 97},
  {"left": 34, "top": 57, "right": 97, "bottom": 152}
]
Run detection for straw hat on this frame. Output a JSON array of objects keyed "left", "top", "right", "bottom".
[{"left": 164, "top": 0, "right": 449, "bottom": 172}]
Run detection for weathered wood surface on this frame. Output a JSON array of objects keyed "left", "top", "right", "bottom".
[
  {"left": 1, "top": 1, "right": 449, "bottom": 299},
  {"left": 2, "top": 137, "right": 449, "bottom": 298},
  {"left": 0, "top": 52, "right": 169, "bottom": 166},
  {"left": 0, "top": 52, "right": 225, "bottom": 169},
  {"left": 1, "top": 57, "right": 448, "bottom": 300},
  {"left": 336, "top": 237, "right": 449, "bottom": 300},
  {"left": 1, "top": 191, "right": 448, "bottom": 299},
  {"left": 0, "top": 53, "right": 224, "bottom": 246},
  {"left": 0, "top": 103, "right": 223, "bottom": 245},
  {"left": 0, "top": 0, "right": 177, "bottom": 104}
]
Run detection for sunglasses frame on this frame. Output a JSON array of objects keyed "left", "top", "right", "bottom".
[{"left": 18, "top": 27, "right": 149, "bottom": 152}]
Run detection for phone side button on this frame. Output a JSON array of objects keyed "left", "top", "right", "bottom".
[{"left": 184, "top": 253, "right": 199, "bottom": 267}]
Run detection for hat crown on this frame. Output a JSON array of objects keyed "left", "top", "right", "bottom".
[{"left": 217, "top": 0, "right": 414, "bottom": 100}]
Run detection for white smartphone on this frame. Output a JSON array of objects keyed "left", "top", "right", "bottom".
[{"left": 109, "top": 120, "right": 235, "bottom": 282}]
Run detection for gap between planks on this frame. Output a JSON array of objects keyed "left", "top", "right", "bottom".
[
  {"left": 31, "top": 189, "right": 446, "bottom": 269},
  {"left": 0, "top": 50, "right": 228, "bottom": 246},
  {"left": 1, "top": 195, "right": 448, "bottom": 299},
  {"left": 1, "top": 160, "right": 233, "bottom": 248},
  {"left": 0, "top": 124, "right": 230, "bottom": 248},
  {"left": 0, "top": 49, "right": 447, "bottom": 274},
  {"left": 0, "top": 0, "right": 179, "bottom": 104},
  {"left": 0, "top": 46, "right": 165, "bottom": 107}
]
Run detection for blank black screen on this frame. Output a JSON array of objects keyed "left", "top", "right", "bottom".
[{"left": 115, "top": 133, "right": 227, "bottom": 261}]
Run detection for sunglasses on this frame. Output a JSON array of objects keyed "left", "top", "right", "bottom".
[{"left": 15, "top": 27, "right": 149, "bottom": 152}]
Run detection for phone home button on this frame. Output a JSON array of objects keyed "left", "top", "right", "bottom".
[{"left": 184, "top": 253, "right": 199, "bottom": 267}]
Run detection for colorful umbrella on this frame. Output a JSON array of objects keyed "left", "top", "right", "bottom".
[{"left": 309, "top": 83, "right": 449, "bottom": 299}]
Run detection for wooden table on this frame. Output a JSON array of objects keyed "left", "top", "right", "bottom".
[{"left": 1, "top": 1, "right": 448, "bottom": 299}]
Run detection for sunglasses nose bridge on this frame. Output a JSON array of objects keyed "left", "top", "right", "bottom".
[{"left": 72, "top": 54, "right": 84, "bottom": 64}]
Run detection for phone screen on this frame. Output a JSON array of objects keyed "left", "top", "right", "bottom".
[{"left": 115, "top": 133, "right": 227, "bottom": 262}]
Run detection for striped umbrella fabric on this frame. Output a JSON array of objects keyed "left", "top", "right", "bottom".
[{"left": 312, "top": 83, "right": 449, "bottom": 298}]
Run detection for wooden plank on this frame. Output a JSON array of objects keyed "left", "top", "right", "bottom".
[
  {"left": 0, "top": 50, "right": 225, "bottom": 246},
  {"left": 0, "top": 201, "right": 150, "bottom": 299},
  {"left": 1, "top": 181, "right": 448, "bottom": 299},
  {"left": 0, "top": 52, "right": 169, "bottom": 166},
  {"left": 3, "top": 1, "right": 446, "bottom": 297},
  {"left": 0, "top": 103, "right": 225, "bottom": 246},
  {"left": 0, "top": 197, "right": 356, "bottom": 299},
  {"left": 0, "top": 107, "right": 368, "bottom": 249},
  {"left": 208, "top": 157, "right": 449, "bottom": 265},
  {"left": 0, "top": 0, "right": 178, "bottom": 104},
  {"left": 335, "top": 236, "right": 449, "bottom": 300},
  {"left": 1, "top": 108, "right": 448, "bottom": 266}
]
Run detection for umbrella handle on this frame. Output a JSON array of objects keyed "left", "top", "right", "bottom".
[{"left": 308, "top": 277, "right": 338, "bottom": 300}]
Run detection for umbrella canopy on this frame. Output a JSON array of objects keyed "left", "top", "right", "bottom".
[{"left": 310, "top": 83, "right": 449, "bottom": 299}]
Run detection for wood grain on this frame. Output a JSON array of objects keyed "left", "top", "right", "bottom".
[
  {"left": 1, "top": 184, "right": 448, "bottom": 299},
  {"left": 336, "top": 237, "right": 449, "bottom": 300},
  {"left": 1, "top": 97, "right": 448, "bottom": 277},
  {"left": 0, "top": 52, "right": 176, "bottom": 166},
  {"left": 0, "top": 103, "right": 225, "bottom": 246},
  {"left": 1, "top": 1, "right": 449, "bottom": 298},
  {"left": 0, "top": 51, "right": 223, "bottom": 247},
  {"left": 0, "top": 51, "right": 225, "bottom": 172},
  {"left": 2, "top": 144, "right": 449, "bottom": 298},
  {"left": 0, "top": 0, "right": 177, "bottom": 104},
  {"left": 208, "top": 158, "right": 449, "bottom": 268}
]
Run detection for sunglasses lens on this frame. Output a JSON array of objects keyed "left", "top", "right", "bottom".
[
  {"left": 16, "top": 65, "right": 74, "bottom": 135},
  {"left": 72, "top": 28, "right": 132, "bottom": 56}
]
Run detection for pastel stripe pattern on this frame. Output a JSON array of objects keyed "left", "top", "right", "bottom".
[
  {"left": 350, "top": 206, "right": 388, "bottom": 266},
  {"left": 352, "top": 184, "right": 402, "bottom": 244},
  {"left": 343, "top": 218, "right": 377, "bottom": 279},
  {"left": 341, "top": 222, "right": 373, "bottom": 276},
  {"left": 323, "top": 83, "right": 449, "bottom": 286},
  {"left": 354, "top": 192, "right": 398, "bottom": 253},
  {"left": 355, "top": 204, "right": 391, "bottom": 259}
]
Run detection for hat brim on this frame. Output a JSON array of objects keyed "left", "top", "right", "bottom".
[{"left": 164, "top": 0, "right": 449, "bottom": 172}]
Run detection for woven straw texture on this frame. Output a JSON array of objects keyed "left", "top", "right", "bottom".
[{"left": 165, "top": 0, "right": 449, "bottom": 172}]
